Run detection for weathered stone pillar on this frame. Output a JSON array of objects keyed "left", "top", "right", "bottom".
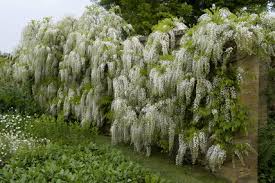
[
  {"left": 259, "top": 57, "right": 268, "bottom": 128},
  {"left": 217, "top": 55, "right": 268, "bottom": 183},
  {"left": 237, "top": 55, "right": 259, "bottom": 183}
]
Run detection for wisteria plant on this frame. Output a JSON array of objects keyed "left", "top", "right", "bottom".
[{"left": 8, "top": 5, "right": 275, "bottom": 171}]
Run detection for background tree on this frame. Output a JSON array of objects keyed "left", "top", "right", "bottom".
[{"left": 100, "top": 0, "right": 274, "bottom": 35}]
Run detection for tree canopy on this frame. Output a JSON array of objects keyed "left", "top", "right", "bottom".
[{"left": 100, "top": 0, "right": 273, "bottom": 35}]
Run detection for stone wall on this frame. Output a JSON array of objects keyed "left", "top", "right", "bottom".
[{"left": 217, "top": 55, "right": 269, "bottom": 183}]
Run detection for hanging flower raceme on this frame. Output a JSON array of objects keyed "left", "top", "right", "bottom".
[
  {"left": 10, "top": 5, "right": 275, "bottom": 172},
  {"left": 206, "top": 144, "right": 226, "bottom": 172}
]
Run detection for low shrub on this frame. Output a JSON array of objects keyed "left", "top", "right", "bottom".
[
  {"left": 0, "top": 113, "right": 96, "bottom": 163},
  {"left": 0, "top": 143, "right": 167, "bottom": 183},
  {"left": 0, "top": 82, "right": 41, "bottom": 115},
  {"left": 25, "top": 115, "right": 98, "bottom": 145}
]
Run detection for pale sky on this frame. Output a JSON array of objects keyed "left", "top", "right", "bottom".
[
  {"left": 0, "top": 0, "right": 92, "bottom": 53},
  {"left": 0, "top": 1, "right": 274, "bottom": 53}
]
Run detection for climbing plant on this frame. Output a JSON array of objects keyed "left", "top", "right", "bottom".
[
  {"left": 8, "top": 5, "right": 275, "bottom": 171},
  {"left": 111, "top": 8, "right": 274, "bottom": 171},
  {"left": 13, "top": 5, "right": 132, "bottom": 126}
]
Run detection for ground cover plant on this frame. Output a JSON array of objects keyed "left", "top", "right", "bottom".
[
  {"left": 0, "top": 114, "right": 46, "bottom": 163},
  {"left": 1, "top": 143, "right": 166, "bottom": 183},
  {"left": 25, "top": 115, "right": 97, "bottom": 145},
  {"left": 0, "top": 113, "right": 167, "bottom": 183}
]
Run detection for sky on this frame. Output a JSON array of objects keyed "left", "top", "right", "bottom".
[
  {"left": 0, "top": 1, "right": 274, "bottom": 53},
  {"left": 0, "top": 0, "right": 92, "bottom": 53}
]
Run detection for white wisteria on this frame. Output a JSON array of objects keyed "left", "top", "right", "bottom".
[
  {"left": 11, "top": 6, "right": 275, "bottom": 171},
  {"left": 206, "top": 144, "right": 227, "bottom": 172}
]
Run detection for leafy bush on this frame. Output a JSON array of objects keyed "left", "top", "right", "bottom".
[
  {"left": 0, "top": 113, "right": 96, "bottom": 163},
  {"left": 0, "top": 82, "right": 41, "bottom": 115},
  {"left": 0, "top": 57, "right": 39, "bottom": 115},
  {"left": 25, "top": 115, "right": 97, "bottom": 145},
  {"left": 259, "top": 121, "right": 275, "bottom": 183},
  {"left": 259, "top": 66, "right": 275, "bottom": 183},
  {"left": 0, "top": 143, "right": 167, "bottom": 183},
  {"left": 152, "top": 18, "right": 176, "bottom": 33}
]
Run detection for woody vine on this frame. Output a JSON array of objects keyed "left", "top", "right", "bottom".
[{"left": 4, "top": 5, "right": 275, "bottom": 171}]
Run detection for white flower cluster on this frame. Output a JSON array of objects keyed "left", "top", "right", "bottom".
[
  {"left": 176, "top": 134, "right": 187, "bottom": 165},
  {"left": 144, "top": 32, "right": 170, "bottom": 62},
  {"left": 0, "top": 114, "right": 49, "bottom": 162},
  {"left": 13, "top": 5, "right": 132, "bottom": 127},
  {"left": 112, "top": 8, "right": 275, "bottom": 170},
  {"left": 109, "top": 8, "right": 274, "bottom": 169},
  {"left": 121, "top": 37, "right": 144, "bottom": 74},
  {"left": 149, "top": 65, "right": 175, "bottom": 96},
  {"left": 9, "top": 6, "right": 275, "bottom": 171},
  {"left": 206, "top": 144, "right": 226, "bottom": 172},
  {"left": 175, "top": 131, "right": 207, "bottom": 165}
]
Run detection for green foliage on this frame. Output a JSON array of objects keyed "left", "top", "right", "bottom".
[
  {"left": 259, "top": 120, "right": 275, "bottom": 183},
  {"left": 0, "top": 56, "right": 8, "bottom": 67},
  {"left": 0, "top": 82, "right": 41, "bottom": 115},
  {"left": 0, "top": 57, "right": 40, "bottom": 115},
  {"left": 209, "top": 72, "right": 250, "bottom": 153},
  {"left": 0, "top": 143, "right": 166, "bottom": 183},
  {"left": 98, "top": 95, "right": 113, "bottom": 106},
  {"left": 152, "top": 18, "right": 175, "bottom": 33},
  {"left": 99, "top": 95, "right": 114, "bottom": 124},
  {"left": 100, "top": 0, "right": 271, "bottom": 35},
  {"left": 0, "top": 114, "right": 38, "bottom": 162},
  {"left": 100, "top": 0, "right": 193, "bottom": 35},
  {"left": 159, "top": 54, "right": 174, "bottom": 61},
  {"left": 25, "top": 115, "right": 97, "bottom": 145},
  {"left": 81, "top": 83, "right": 93, "bottom": 93},
  {"left": 259, "top": 65, "right": 275, "bottom": 183},
  {"left": 0, "top": 113, "right": 166, "bottom": 182},
  {"left": 140, "top": 68, "right": 149, "bottom": 76}
]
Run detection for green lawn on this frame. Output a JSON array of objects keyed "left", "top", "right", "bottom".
[{"left": 95, "top": 136, "right": 228, "bottom": 183}]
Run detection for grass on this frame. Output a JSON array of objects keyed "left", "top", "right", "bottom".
[{"left": 95, "top": 135, "right": 228, "bottom": 183}]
